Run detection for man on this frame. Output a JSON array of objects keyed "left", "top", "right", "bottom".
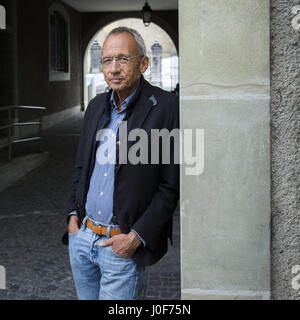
[{"left": 66, "top": 27, "right": 179, "bottom": 300}]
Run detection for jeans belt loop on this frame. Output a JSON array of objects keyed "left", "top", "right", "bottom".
[
  {"left": 107, "top": 225, "right": 111, "bottom": 238},
  {"left": 81, "top": 216, "right": 88, "bottom": 230}
]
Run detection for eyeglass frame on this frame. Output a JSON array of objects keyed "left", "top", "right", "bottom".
[{"left": 100, "top": 55, "right": 143, "bottom": 66}]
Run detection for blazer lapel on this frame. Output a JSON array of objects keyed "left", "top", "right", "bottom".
[
  {"left": 127, "top": 83, "right": 154, "bottom": 138},
  {"left": 117, "top": 81, "right": 157, "bottom": 171}
]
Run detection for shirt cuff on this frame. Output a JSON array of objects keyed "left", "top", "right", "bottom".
[
  {"left": 131, "top": 229, "right": 146, "bottom": 247},
  {"left": 68, "top": 210, "right": 78, "bottom": 216}
]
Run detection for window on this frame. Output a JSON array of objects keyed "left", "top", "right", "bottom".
[
  {"left": 50, "top": 11, "right": 68, "bottom": 72},
  {"left": 48, "top": 3, "right": 70, "bottom": 81},
  {"left": 0, "top": 5, "right": 6, "bottom": 30}
]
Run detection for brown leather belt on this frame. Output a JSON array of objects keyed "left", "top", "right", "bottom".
[{"left": 85, "top": 219, "right": 121, "bottom": 237}]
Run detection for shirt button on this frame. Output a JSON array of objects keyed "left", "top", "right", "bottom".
[
  {"left": 111, "top": 133, "right": 115, "bottom": 137},
  {"left": 100, "top": 192, "right": 103, "bottom": 196},
  {"left": 98, "top": 210, "right": 102, "bottom": 215},
  {"left": 104, "top": 173, "right": 107, "bottom": 176}
]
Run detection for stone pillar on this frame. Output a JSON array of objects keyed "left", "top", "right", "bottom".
[
  {"left": 90, "top": 40, "right": 101, "bottom": 73},
  {"left": 151, "top": 40, "right": 162, "bottom": 87},
  {"left": 179, "top": 0, "right": 271, "bottom": 299}
]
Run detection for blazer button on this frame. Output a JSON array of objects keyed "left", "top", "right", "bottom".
[{"left": 112, "top": 215, "right": 118, "bottom": 224}]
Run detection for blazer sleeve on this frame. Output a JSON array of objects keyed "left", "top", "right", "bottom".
[{"left": 131, "top": 94, "right": 179, "bottom": 252}]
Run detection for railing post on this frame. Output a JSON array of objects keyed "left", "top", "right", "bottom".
[
  {"left": 39, "top": 109, "right": 42, "bottom": 152},
  {"left": 15, "top": 107, "right": 19, "bottom": 139},
  {"left": 8, "top": 108, "right": 12, "bottom": 161}
]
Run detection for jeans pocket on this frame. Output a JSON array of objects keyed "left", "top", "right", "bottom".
[{"left": 68, "top": 229, "right": 80, "bottom": 237}]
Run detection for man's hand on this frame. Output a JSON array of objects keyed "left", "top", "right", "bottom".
[
  {"left": 68, "top": 215, "right": 79, "bottom": 234},
  {"left": 99, "top": 231, "right": 141, "bottom": 258}
]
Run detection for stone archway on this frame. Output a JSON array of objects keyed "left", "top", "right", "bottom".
[{"left": 82, "top": 12, "right": 178, "bottom": 55}]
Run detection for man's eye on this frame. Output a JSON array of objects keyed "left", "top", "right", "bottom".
[
  {"left": 119, "top": 57, "right": 129, "bottom": 63},
  {"left": 103, "top": 58, "right": 112, "bottom": 64}
]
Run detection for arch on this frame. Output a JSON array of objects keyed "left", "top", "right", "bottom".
[
  {"left": 0, "top": 5, "right": 6, "bottom": 30},
  {"left": 82, "top": 12, "right": 178, "bottom": 59}
]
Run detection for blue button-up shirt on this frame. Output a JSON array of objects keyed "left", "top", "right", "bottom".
[{"left": 84, "top": 89, "right": 133, "bottom": 226}]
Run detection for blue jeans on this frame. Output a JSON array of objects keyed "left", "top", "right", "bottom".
[{"left": 68, "top": 219, "right": 146, "bottom": 300}]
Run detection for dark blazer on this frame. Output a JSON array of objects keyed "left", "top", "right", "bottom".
[{"left": 65, "top": 77, "right": 179, "bottom": 266}]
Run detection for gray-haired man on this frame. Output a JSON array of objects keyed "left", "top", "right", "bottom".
[{"left": 66, "top": 27, "right": 179, "bottom": 300}]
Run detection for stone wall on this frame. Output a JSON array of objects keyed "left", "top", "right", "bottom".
[{"left": 270, "top": 0, "right": 300, "bottom": 300}]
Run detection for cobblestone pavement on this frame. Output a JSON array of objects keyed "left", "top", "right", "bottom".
[{"left": 0, "top": 112, "right": 180, "bottom": 300}]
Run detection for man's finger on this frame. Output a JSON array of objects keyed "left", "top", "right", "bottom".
[{"left": 99, "top": 238, "right": 113, "bottom": 247}]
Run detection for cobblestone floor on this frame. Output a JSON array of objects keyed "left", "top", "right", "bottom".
[{"left": 0, "top": 112, "right": 180, "bottom": 300}]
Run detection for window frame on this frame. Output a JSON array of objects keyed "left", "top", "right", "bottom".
[
  {"left": 48, "top": 3, "right": 70, "bottom": 82},
  {"left": 0, "top": 5, "right": 6, "bottom": 30}
]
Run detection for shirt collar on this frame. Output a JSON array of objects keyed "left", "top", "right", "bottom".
[{"left": 110, "top": 87, "right": 138, "bottom": 112}]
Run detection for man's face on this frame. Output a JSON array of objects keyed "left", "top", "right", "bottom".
[{"left": 101, "top": 32, "right": 148, "bottom": 97}]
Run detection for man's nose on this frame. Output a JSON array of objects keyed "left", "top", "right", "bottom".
[{"left": 109, "top": 59, "right": 121, "bottom": 73}]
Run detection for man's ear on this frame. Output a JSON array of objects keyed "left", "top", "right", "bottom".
[{"left": 139, "top": 56, "right": 149, "bottom": 74}]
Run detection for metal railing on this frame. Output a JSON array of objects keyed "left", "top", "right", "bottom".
[{"left": 0, "top": 105, "right": 46, "bottom": 161}]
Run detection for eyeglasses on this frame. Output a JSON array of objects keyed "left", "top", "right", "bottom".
[{"left": 101, "top": 55, "right": 141, "bottom": 66}]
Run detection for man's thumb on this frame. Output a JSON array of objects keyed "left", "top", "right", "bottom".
[{"left": 99, "top": 238, "right": 112, "bottom": 247}]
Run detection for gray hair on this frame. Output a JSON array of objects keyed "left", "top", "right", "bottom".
[{"left": 105, "top": 26, "right": 147, "bottom": 56}]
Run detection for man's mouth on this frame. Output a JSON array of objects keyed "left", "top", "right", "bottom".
[{"left": 109, "top": 78, "right": 123, "bottom": 83}]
